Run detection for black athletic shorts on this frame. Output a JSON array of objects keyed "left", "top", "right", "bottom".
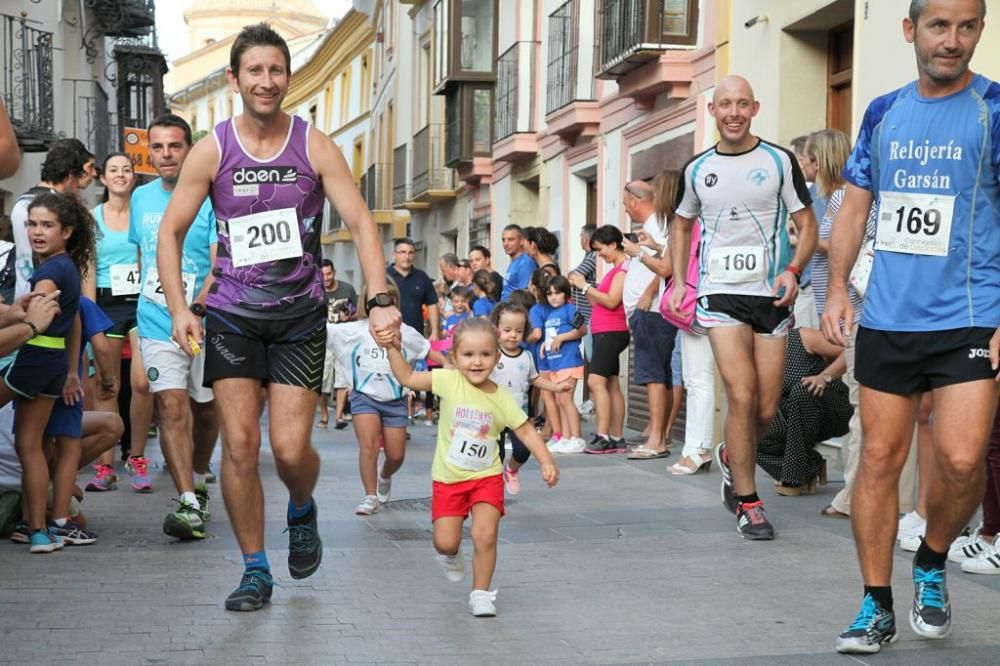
[
  {"left": 590, "top": 330, "right": 630, "bottom": 377},
  {"left": 697, "top": 294, "right": 792, "bottom": 338},
  {"left": 855, "top": 326, "right": 996, "bottom": 395},
  {"left": 203, "top": 307, "right": 326, "bottom": 392},
  {"left": 96, "top": 289, "right": 138, "bottom": 338}
]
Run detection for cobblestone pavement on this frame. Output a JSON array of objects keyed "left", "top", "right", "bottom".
[{"left": 2, "top": 415, "right": 1000, "bottom": 665}]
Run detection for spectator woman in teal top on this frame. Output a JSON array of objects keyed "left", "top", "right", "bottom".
[{"left": 81, "top": 153, "right": 143, "bottom": 492}]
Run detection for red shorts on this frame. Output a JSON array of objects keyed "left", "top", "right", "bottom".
[{"left": 431, "top": 475, "right": 505, "bottom": 522}]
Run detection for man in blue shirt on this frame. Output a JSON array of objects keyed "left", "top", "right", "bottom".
[
  {"left": 129, "top": 114, "right": 219, "bottom": 542},
  {"left": 823, "top": 0, "right": 1000, "bottom": 653},
  {"left": 386, "top": 238, "right": 439, "bottom": 340},
  {"left": 500, "top": 224, "right": 537, "bottom": 300}
]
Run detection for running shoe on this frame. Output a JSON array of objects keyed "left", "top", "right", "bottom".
[
  {"left": 899, "top": 534, "right": 922, "bottom": 552},
  {"left": 909, "top": 562, "right": 951, "bottom": 639},
  {"left": 355, "top": 495, "right": 380, "bottom": 515},
  {"left": 835, "top": 594, "right": 897, "bottom": 654},
  {"left": 897, "top": 510, "right": 926, "bottom": 543},
  {"left": 47, "top": 519, "right": 97, "bottom": 545},
  {"left": 436, "top": 551, "right": 465, "bottom": 582},
  {"left": 735, "top": 500, "right": 775, "bottom": 541},
  {"left": 713, "top": 442, "right": 738, "bottom": 514},
  {"left": 29, "top": 529, "right": 64, "bottom": 554},
  {"left": 205, "top": 465, "right": 217, "bottom": 484},
  {"left": 85, "top": 463, "right": 118, "bottom": 492},
  {"left": 163, "top": 499, "right": 206, "bottom": 540},
  {"left": 127, "top": 456, "right": 153, "bottom": 493},
  {"left": 375, "top": 463, "right": 391, "bottom": 504},
  {"left": 225, "top": 568, "right": 273, "bottom": 612},
  {"left": 195, "top": 483, "right": 211, "bottom": 521},
  {"left": 947, "top": 525, "right": 986, "bottom": 563},
  {"left": 502, "top": 464, "right": 521, "bottom": 495},
  {"left": 584, "top": 434, "right": 625, "bottom": 454},
  {"left": 545, "top": 436, "right": 563, "bottom": 451},
  {"left": 960, "top": 537, "right": 1000, "bottom": 574},
  {"left": 285, "top": 501, "right": 322, "bottom": 579},
  {"left": 9, "top": 520, "right": 29, "bottom": 544},
  {"left": 468, "top": 589, "right": 498, "bottom": 617}
]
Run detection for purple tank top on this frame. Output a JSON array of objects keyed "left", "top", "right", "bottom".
[{"left": 208, "top": 115, "right": 325, "bottom": 319}]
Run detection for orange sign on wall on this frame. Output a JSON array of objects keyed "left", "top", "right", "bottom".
[{"left": 123, "top": 127, "right": 157, "bottom": 176}]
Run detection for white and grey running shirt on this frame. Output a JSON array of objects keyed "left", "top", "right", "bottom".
[
  {"left": 490, "top": 348, "right": 538, "bottom": 413},
  {"left": 676, "top": 139, "right": 811, "bottom": 298}
]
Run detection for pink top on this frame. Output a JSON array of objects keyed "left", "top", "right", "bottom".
[{"left": 589, "top": 262, "right": 628, "bottom": 334}]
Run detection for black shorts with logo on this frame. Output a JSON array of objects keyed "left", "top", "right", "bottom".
[
  {"left": 697, "top": 294, "right": 792, "bottom": 338},
  {"left": 96, "top": 289, "right": 138, "bottom": 338},
  {"left": 203, "top": 307, "right": 326, "bottom": 392},
  {"left": 855, "top": 326, "right": 996, "bottom": 395}
]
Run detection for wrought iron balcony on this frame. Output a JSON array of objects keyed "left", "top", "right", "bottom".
[
  {"left": 68, "top": 79, "right": 113, "bottom": 160},
  {"left": 392, "top": 144, "right": 408, "bottom": 208},
  {"left": 87, "top": 0, "right": 157, "bottom": 39},
  {"left": 494, "top": 41, "right": 536, "bottom": 145},
  {"left": 597, "top": 0, "right": 698, "bottom": 79},
  {"left": 1, "top": 13, "right": 56, "bottom": 152},
  {"left": 546, "top": 0, "right": 594, "bottom": 115},
  {"left": 411, "top": 124, "right": 456, "bottom": 203}
]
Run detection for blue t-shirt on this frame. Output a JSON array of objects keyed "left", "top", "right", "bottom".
[
  {"left": 528, "top": 303, "right": 547, "bottom": 372},
  {"left": 78, "top": 296, "right": 113, "bottom": 371},
  {"left": 843, "top": 75, "right": 1000, "bottom": 332},
  {"left": 31, "top": 254, "right": 80, "bottom": 337},
  {"left": 472, "top": 296, "right": 495, "bottom": 317},
  {"left": 128, "top": 179, "right": 218, "bottom": 341},
  {"left": 444, "top": 311, "right": 469, "bottom": 336},
  {"left": 93, "top": 204, "right": 139, "bottom": 290},
  {"left": 541, "top": 302, "right": 583, "bottom": 371},
  {"left": 501, "top": 253, "right": 538, "bottom": 300}
]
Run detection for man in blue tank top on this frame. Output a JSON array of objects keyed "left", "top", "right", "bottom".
[
  {"left": 823, "top": 0, "right": 1000, "bottom": 654},
  {"left": 156, "top": 24, "right": 401, "bottom": 612}
]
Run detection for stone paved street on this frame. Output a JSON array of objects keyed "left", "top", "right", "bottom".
[{"left": 2, "top": 417, "right": 1000, "bottom": 665}]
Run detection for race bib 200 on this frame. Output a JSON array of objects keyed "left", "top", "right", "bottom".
[{"left": 228, "top": 208, "right": 303, "bottom": 267}]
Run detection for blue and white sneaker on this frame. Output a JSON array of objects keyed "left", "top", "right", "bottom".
[
  {"left": 910, "top": 563, "right": 951, "bottom": 639},
  {"left": 28, "top": 529, "right": 64, "bottom": 554},
  {"left": 835, "top": 594, "right": 897, "bottom": 654}
]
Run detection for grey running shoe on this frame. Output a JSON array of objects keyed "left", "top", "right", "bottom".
[
  {"left": 909, "top": 563, "right": 951, "bottom": 639},
  {"left": 835, "top": 594, "right": 897, "bottom": 654},
  {"left": 735, "top": 501, "right": 775, "bottom": 541},
  {"left": 285, "top": 501, "right": 323, "bottom": 579},
  {"left": 225, "top": 569, "right": 273, "bottom": 612},
  {"left": 714, "top": 442, "right": 738, "bottom": 514}
]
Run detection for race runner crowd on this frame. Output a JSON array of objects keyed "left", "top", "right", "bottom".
[{"left": 0, "top": 0, "right": 998, "bottom": 653}]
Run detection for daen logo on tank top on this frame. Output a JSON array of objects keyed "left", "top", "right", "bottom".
[{"left": 232, "top": 166, "right": 298, "bottom": 197}]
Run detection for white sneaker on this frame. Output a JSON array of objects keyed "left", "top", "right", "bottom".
[
  {"left": 559, "top": 437, "right": 586, "bottom": 453},
  {"left": 948, "top": 526, "right": 989, "bottom": 563},
  {"left": 897, "top": 511, "right": 926, "bottom": 543},
  {"left": 376, "top": 463, "right": 392, "bottom": 504},
  {"left": 468, "top": 589, "right": 497, "bottom": 617},
  {"left": 961, "top": 537, "right": 1000, "bottom": 574},
  {"left": 354, "top": 495, "right": 380, "bottom": 515},
  {"left": 436, "top": 551, "right": 465, "bottom": 582},
  {"left": 545, "top": 437, "right": 563, "bottom": 451},
  {"left": 899, "top": 534, "right": 922, "bottom": 552}
]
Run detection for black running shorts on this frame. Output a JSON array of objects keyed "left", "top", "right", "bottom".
[
  {"left": 855, "top": 326, "right": 996, "bottom": 395},
  {"left": 203, "top": 307, "right": 326, "bottom": 392}
]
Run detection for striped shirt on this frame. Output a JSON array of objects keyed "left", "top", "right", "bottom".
[{"left": 569, "top": 251, "right": 596, "bottom": 321}]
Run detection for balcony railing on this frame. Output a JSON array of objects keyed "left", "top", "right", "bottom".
[
  {"left": 1, "top": 13, "right": 55, "bottom": 152},
  {"left": 494, "top": 41, "right": 535, "bottom": 143},
  {"left": 392, "top": 144, "right": 408, "bottom": 208},
  {"left": 68, "top": 79, "right": 113, "bottom": 160},
  {"left": 411, "top": 124, "right": 455, "bottom": 199},
  {"left": 88, "top": 0, "right": 157, "bottom": 39},
  {"left": 597, "top": 0, "right": 697, "bottom": 78},
  {"left": 363, "top": 164, "right": 391, "bottom": 212},
  {"left": 547, "top": 0, "right": 592, "bottom": 114}
]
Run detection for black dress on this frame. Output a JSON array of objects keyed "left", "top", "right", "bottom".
[{"left": 756, "top": 329, "right": 853, "bottom": 485}]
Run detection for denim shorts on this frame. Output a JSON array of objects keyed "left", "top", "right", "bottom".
[
  {"left": 349, "top": 391, "right": 409, "bottom": 428},
  {"left": 628, "top": 310, "right": 677, "bottom": 386},
  {"left": 670, "top": 330, "right": 682, "bottom": 387}
]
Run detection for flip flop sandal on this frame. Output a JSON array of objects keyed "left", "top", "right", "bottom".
[
  {"left": 627, "top": 446, "right": 671, "bottom": 460},
  {"left": 820, "top": 504, "right": 849, "bottom": 518},
  {"left": 315, "top": 419, "right": 329, "bottom": 429}
]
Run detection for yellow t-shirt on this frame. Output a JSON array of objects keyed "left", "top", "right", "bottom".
[{"left": 431, "top": 368, "right": 529, "bottom": 484}]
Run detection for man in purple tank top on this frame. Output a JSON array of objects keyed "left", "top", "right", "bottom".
[{"left": 156, "top": 23, "right": 401, "bottom": 612}]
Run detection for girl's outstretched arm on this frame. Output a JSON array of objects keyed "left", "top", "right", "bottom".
[
  {"left": 512, "top": 420, "right": 560, "bottom": 487},
  {"left": 386, "top": 334, "right": 433, "bottom": 392}
]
